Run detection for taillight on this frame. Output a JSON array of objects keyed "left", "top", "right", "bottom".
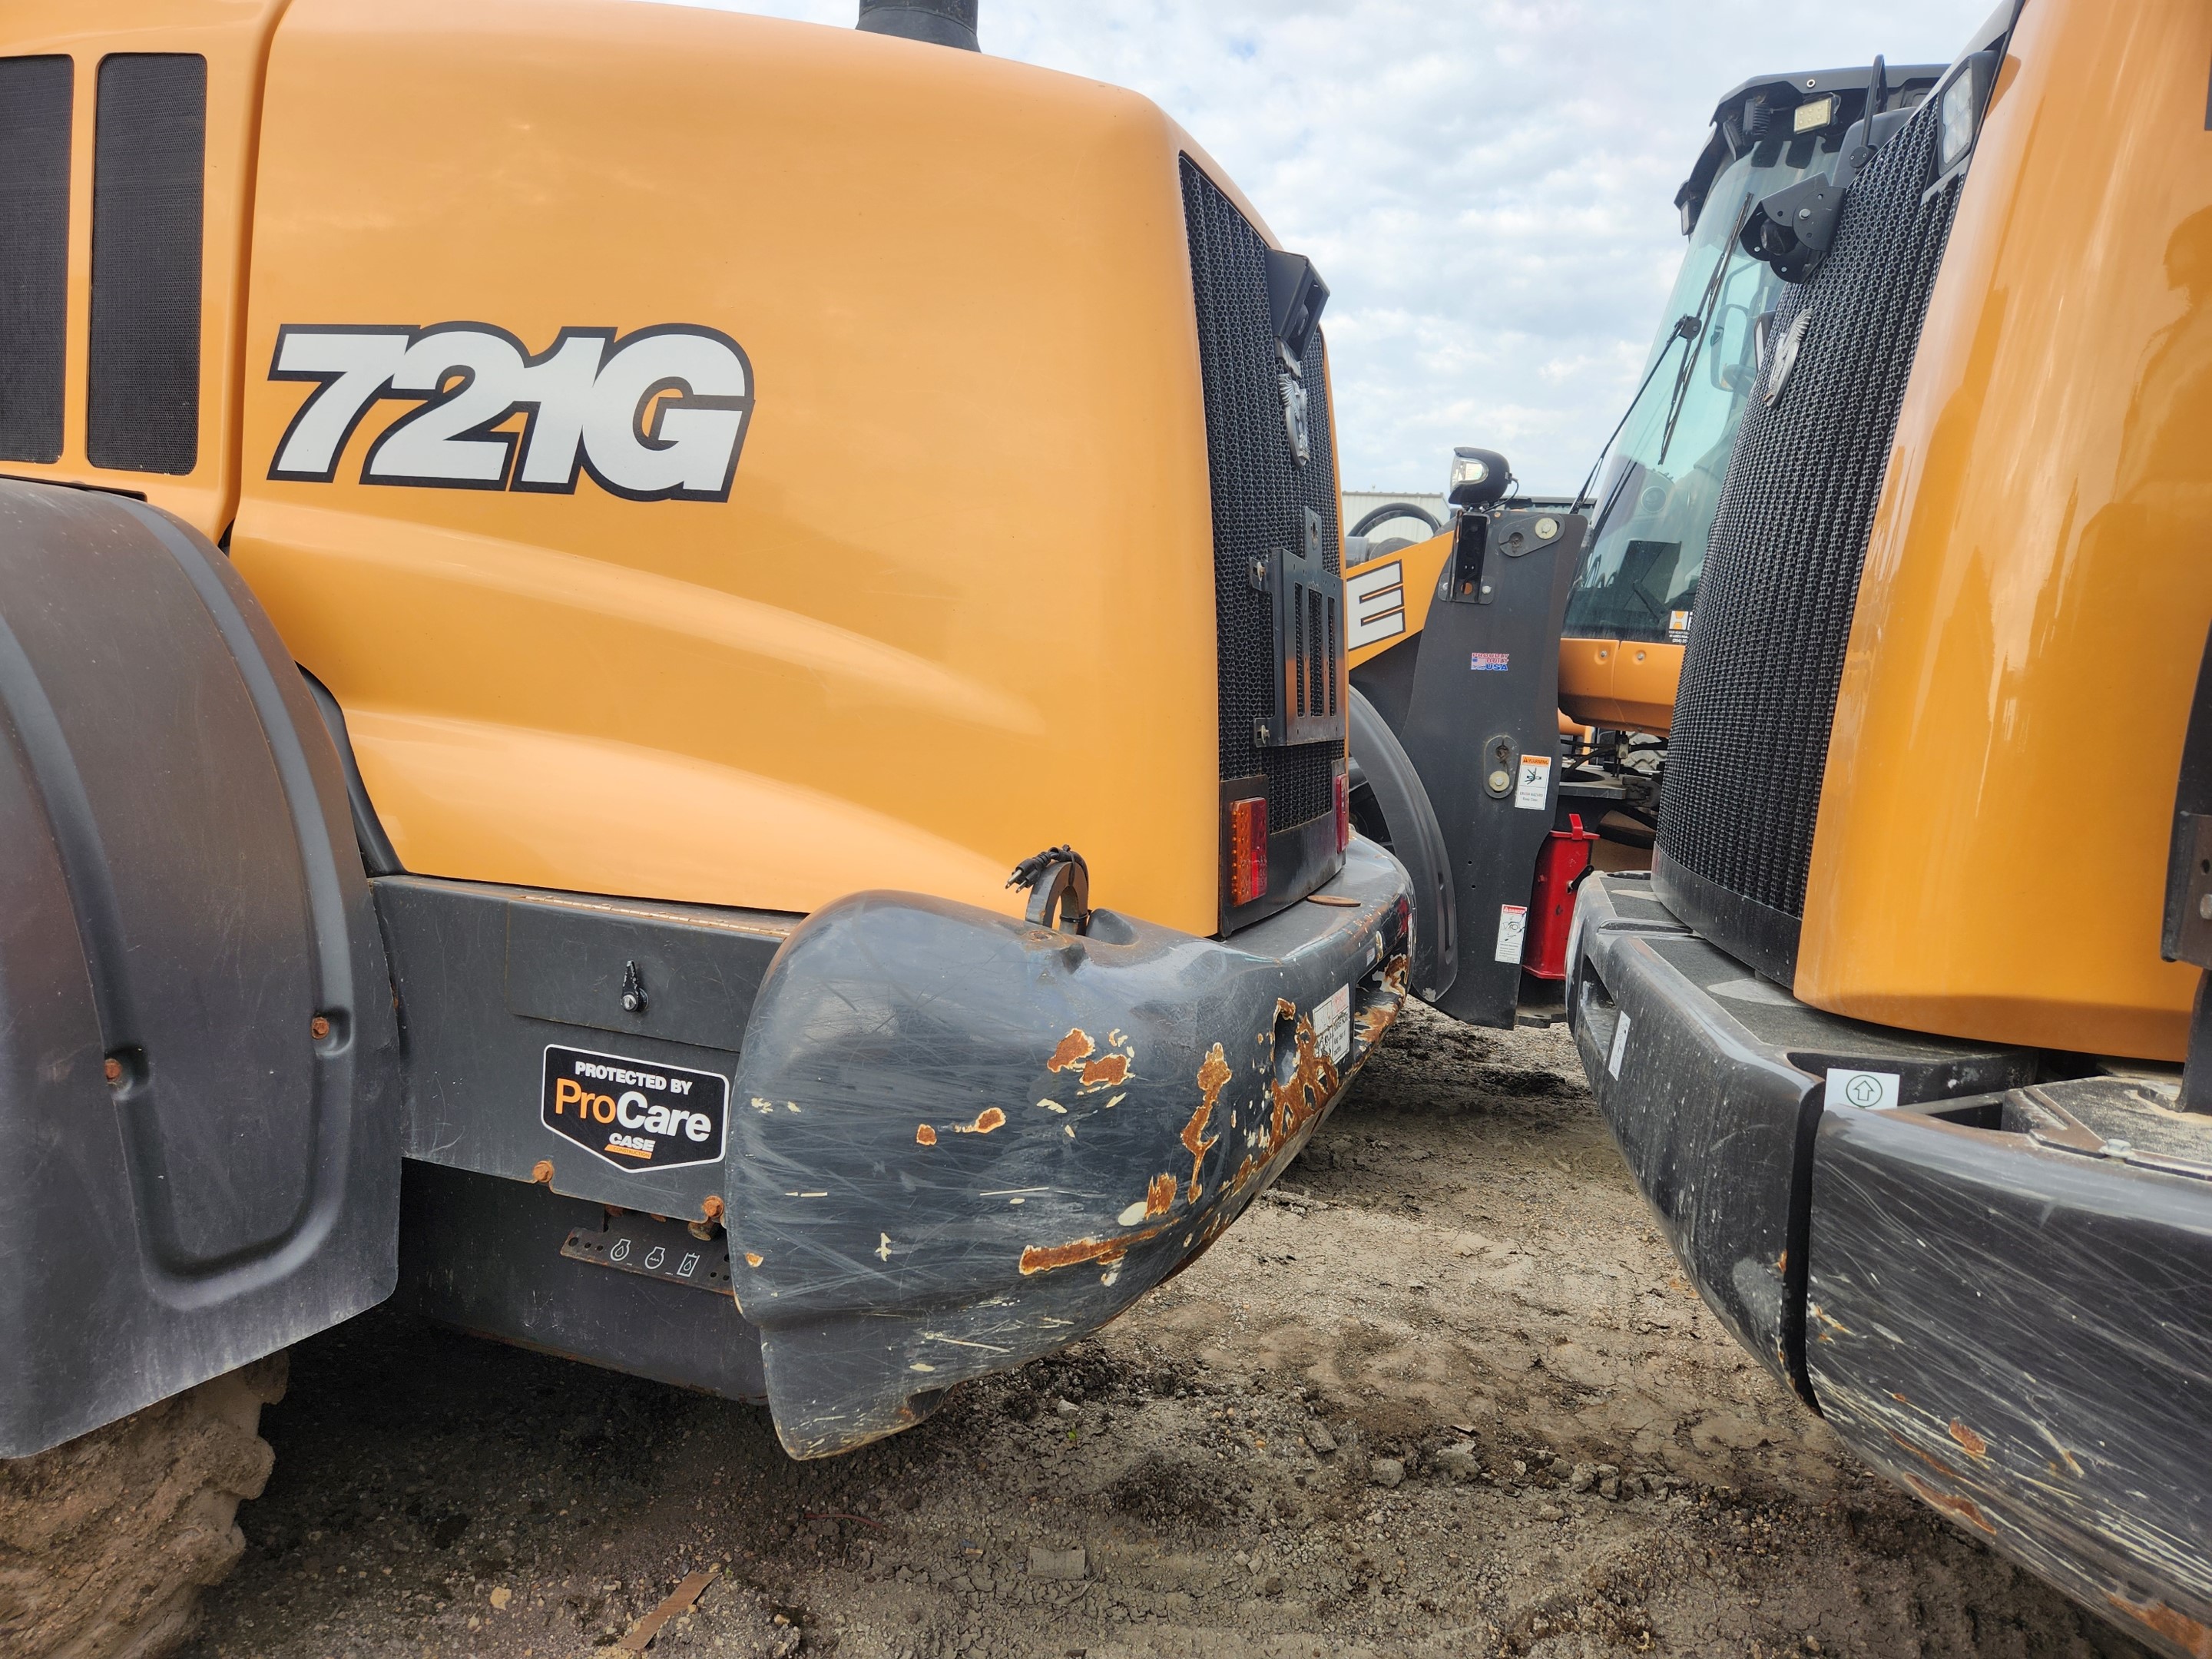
[
  {"left": 1230, "top": 795, "right": 1269, "bottom": 906},
  {"left": 1333, "top": 771, "right": 1349, "bottom": 853}
]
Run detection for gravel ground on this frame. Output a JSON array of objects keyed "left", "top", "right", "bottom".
[{"left": 178, "top": 1005, "right": 2151, "bottom": 1659}]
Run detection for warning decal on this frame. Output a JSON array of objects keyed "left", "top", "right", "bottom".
[
  {"left": 542, "top": 1045, "right": 728, "bottom": 1173},
  {"left": 1515, "top": 754, "right": 1552, "bottom": 810}
]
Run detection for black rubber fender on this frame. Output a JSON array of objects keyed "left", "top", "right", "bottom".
[
  {"left": 0, "top": 481, "right": 400, "bottom": 1455},
  {"left": 1349, "top": 686, "right": 1455, "bottom": 1004}
]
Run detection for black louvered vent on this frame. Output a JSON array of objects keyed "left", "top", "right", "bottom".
[
  {"left": 1657, "top": 98, "right": 1959, "bottom": 981},
  {"left": 0, "top": 58, "right": 72, "bottom": 465},
  {"left": 88, "top": 53, "right": 205, "bottom": 475},
  {"left": 1181, "top": 157, "right": 1339, "bottom": 836}
]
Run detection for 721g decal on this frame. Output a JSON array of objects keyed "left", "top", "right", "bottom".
[{"left": 268, "top": 322, "right": 754, "bottom": 502}]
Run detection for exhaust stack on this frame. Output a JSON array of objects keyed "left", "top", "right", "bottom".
[{"left": 857, "top": 0, "right": 979, "bottom": 51}]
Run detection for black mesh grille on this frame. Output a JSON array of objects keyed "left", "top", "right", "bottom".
[
  {"left": 0, "top": 57, "right": 72, "bottom": 465},
  {"left": 88, "top": 54, "right": 205, "bottom": 476},
  {"left": 1181, "top": 157, "right": 1339, "bottom": 830},
  {"left": 1658, "top": 101, "right": 1959, "bottom": 947}
]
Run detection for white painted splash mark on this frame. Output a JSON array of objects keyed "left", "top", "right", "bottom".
[
  {"left": 1101, "top": 1267, "right": 1121, "bottom": 1286},
  {"left": 1118, "top": 1199, "right": 1149, "bottom": 1227},
  {"left": 876, "top": 1233, "right": 892, "bottom": 1262},
  {"left": 1038, "top": 1099, "right": 1068, "bottom": 1114},
  {"left": 784, "top": 1190, "right": 829, "bottom": 1198},
  {"left": 1064, "top": 1124, "right": 1076, "bottom": 1137},
  {"left": 785, "top": 1102, "right": 802, "bottom": 1112},
  {"left": 922, "top": 1333, "right": 1013, "bottom": 1353},
  {"left": 751, "top": 1097, "right": 777, "bottom": 1114},
  {"left": 1104, "top": 1093, "right": 1125, "bottom": 1109},
  {"left": 910, "top": 1363, "right": 937, "bottom": 1373}
]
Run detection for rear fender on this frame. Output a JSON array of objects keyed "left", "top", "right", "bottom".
[{"left": 0, "top": 481, "right": 400, "bottom": 1454}]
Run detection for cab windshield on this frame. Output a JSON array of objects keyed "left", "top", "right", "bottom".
[{"left": 1563, "top": 135, "right": 1834, "bottom": 643}]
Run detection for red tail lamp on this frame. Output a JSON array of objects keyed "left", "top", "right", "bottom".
[{"left": 1230, "top": 796, "right": 1268, "bottom": 906}]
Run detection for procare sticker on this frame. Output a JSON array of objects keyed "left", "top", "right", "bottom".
[
  {"left": 1470, "top": 651, "right": 1510, "bottom": 672},
  {"left": 1827, "top": 1068, "right": 1901, "bottom": 1111},
  {"left": 1495, "top": 904, "right": 1528, "bottom": 965},
  {"left": 1515, "top": 754, "right": 1552, "bottom": 810},
  {"left": 1316, "top": 983, "right": 1353, "bottom": 1067},
  {"left": 542, "top": 1045, "right": 728, "bottom": 1172}
]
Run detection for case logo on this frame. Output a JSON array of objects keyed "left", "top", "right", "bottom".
[
  {"left": 541, "top": 1045, "right": 729, "bottom": 1172},
  {"left": 267, "top": 323, "right": 754, "bottom": 502}
]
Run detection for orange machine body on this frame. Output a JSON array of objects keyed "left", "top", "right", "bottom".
[
  {"left": 1557, "top": 637, "right": 1680, "bottom": 736},
  {"left": 1797, "top": 0, "right": 2212, "bottom": 1060},
  {"left": 4, "top": 0, "right": 1325, "bottom": 939}
]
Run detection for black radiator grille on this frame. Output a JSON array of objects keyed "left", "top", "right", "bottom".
[
  {"left": 0, "top": 57, "right": 72, "bottom": 465},
  {"left": 1657, "top": 98, "right": 1959, "bottom": 964},
  {"left": 1181, "top": 156, "right": 1339, "bottom": 831},
  {"left": 88, "top": 53, "right": 206, "bottom": 476}
]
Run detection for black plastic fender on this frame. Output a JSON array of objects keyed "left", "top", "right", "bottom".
[
  {"left": 0, "top": 481, "right": 400, "bottom": 1455},
  {"left": 1348, "top": 686, "right": 1455, "bottom": 1003}
]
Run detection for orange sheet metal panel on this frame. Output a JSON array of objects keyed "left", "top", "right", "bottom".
[
  {"left": 1558, "top": 637, "right": 1679, "bottom": 735},
  {"left": 1, "top": 0, "right": 286, "bottom": 538},
  {"left": 1345, "top": 529, "right": 1450, "bottom": 670},
  {"left": 230, "top": 0, "right": 1227, "bottom": 930},
  {"left": 1799, "top": 0, "right": 2212, "bottom": 1059}
]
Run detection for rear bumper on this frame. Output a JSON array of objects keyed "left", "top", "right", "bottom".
[
  {"left": 384, "top": 839, "right": 1411, "bottom": 1459},
  {"left": 1568, "top": 874, "right": 2212, "bottom": 1657},
  {"left": 729, "top": 836, "right": 1412, "bottom": 1455}
]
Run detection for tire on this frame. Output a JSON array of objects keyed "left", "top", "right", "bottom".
[{"left": 0, "top": 1356, "right": 287, "bottom": 1659}]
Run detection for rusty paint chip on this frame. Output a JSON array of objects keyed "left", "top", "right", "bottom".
[
  {"left": 916, "top": 1124, "right": 938, "bottom": 1146},
  {"left": 1947, "top": 1419, "right": 1988, "bottom": 1458},
  {"left": 1046, "top": 1028, "right": 1094, "bottom": 1072},
  {"left": 1900, "top": 1472, "right": 1994, "bottom": 1535},
  {"left": 744, "top": 1251, "right": 763, "bottom": 1267},
  {"left": 1080, "top": 1053, "right": 1131, "bottom": 1089},
  {"left": 1146, "top": 1171, "right": 1177, "bottom": 1217},
  {"left": 953, "top": 1107, "right": 1006, "bottom": 1135},
  {"left": 1183, "top": 1044, "right": 1232, "bottom": 1203},
  {"left": 2107, "top": 1591, "right": 2212, "bottom": 1654},
  {"left": 531, "top": 1159, "right": 555, "bottom": 1185}
]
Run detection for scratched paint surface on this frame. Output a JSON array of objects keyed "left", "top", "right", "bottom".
[
  {"left": 725, "top": 839, "right": 1414, "bottom": 1457},
  {"left": 1808, "top": 1101, "right": 2212, "bottom": 1659},
  {"left": 179, "top": 1005, "right": 2147, "bottom": 1659}
]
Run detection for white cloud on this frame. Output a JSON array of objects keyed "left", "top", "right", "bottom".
[{"left": 668, "top": 0, "right": 1993, "bottom": 491}]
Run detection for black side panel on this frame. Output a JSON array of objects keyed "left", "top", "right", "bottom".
[
  {"left": 88, "top": 53, "right": 205, "bottom": 476},
  {"left": 1810, "top": 1091, "right": 2212, "bottom": 1652},
  {"left": 1658, "top": 98, "right": 1959, "bottom": 980},
  {"left": 1387, "top": 508, "right": 1581, "bottom": 1028},
  {"left": 0, "top": 57, "right": 71, "bottom": 465},
  {"left": 0, "top": 480, "right": 400, "bottom": 1455}
]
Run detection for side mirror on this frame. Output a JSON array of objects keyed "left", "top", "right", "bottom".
[{"left": 1447, "top": 446, "right": 1512, "bottom": 509}]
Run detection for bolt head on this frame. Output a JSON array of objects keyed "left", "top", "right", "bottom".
[
  {"left": 622, "top": 993, "right": 642, "bottom": 1012},
  {"left": 103, "top": 1057, "right": 123, "bottom": 1083},
  {"left": 1488, "top": 770, "right": 1512, "bottom": 793},
  {"left": 310, "top": 1015, "right": 332, "bottom": 1040}
]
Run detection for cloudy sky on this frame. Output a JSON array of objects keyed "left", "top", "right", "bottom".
[{"left": 676, "top": 0, "right": 1993, "bottom": 494}]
